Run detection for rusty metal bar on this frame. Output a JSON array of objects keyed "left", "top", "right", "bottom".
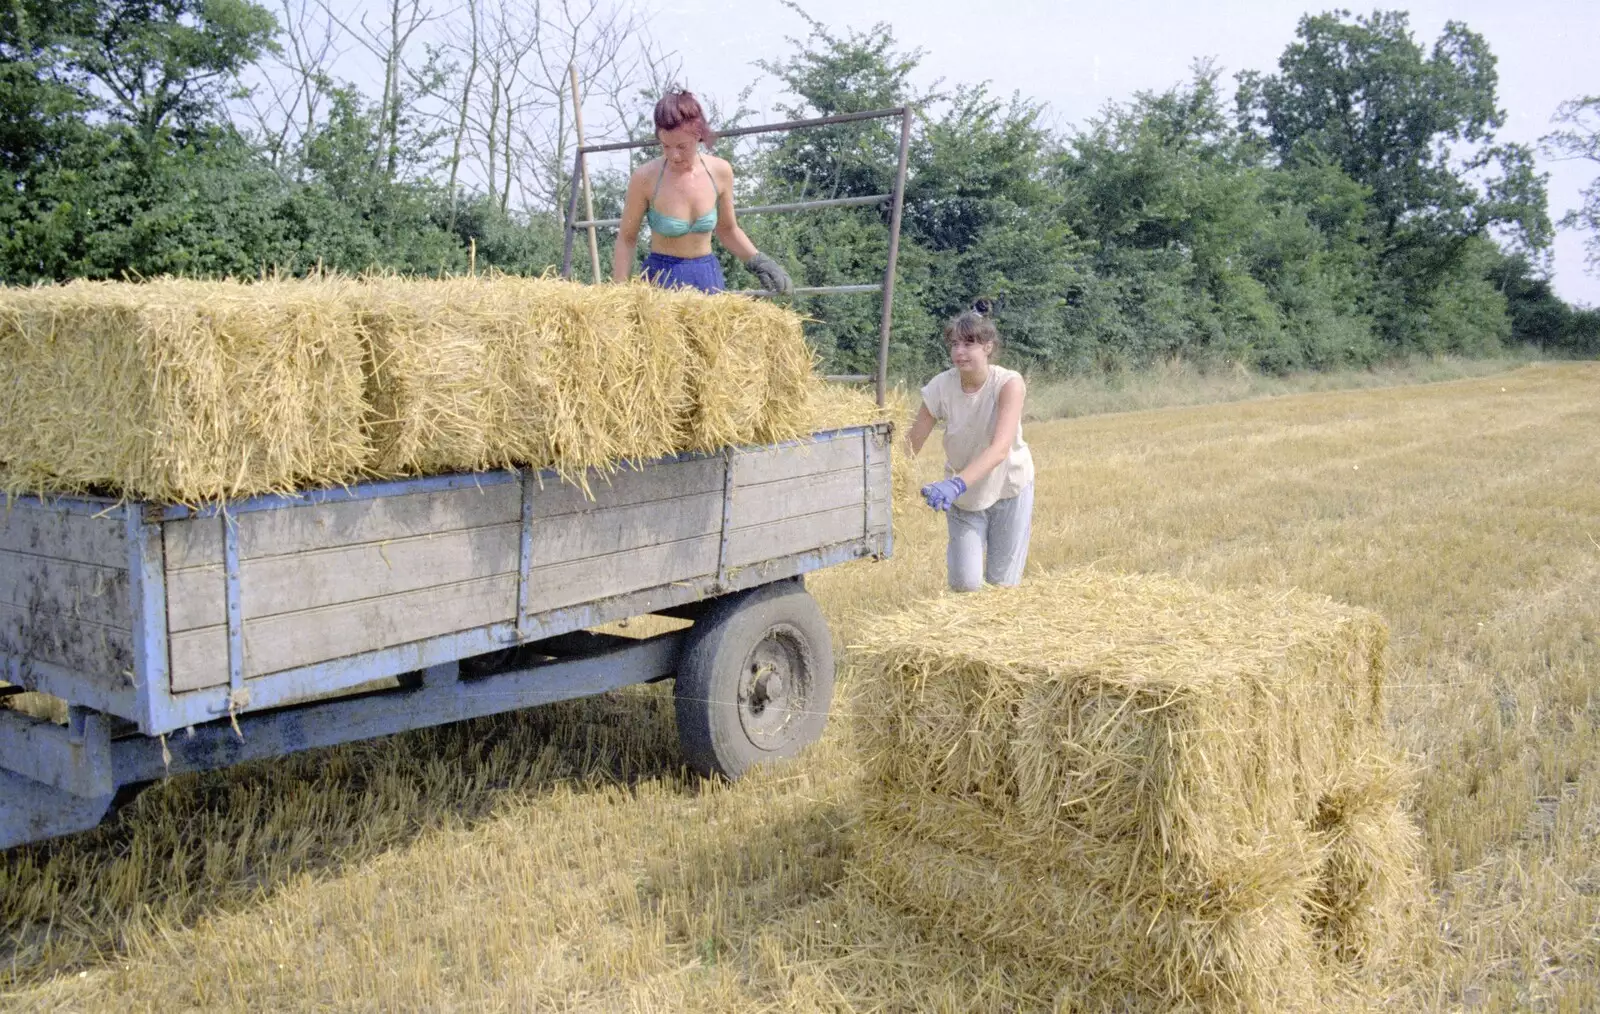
[
  {"left": 573, "top": 193, "right": 889, "bottom": 231},
  {"left": 877, "top": 108, "right": 913, "bottom": 408},
  {"left": 730, "top": 284, "right": 882, "bottom": 298},
  {"left": 579, "top": 107, "right": 906, "bottom": 155}
]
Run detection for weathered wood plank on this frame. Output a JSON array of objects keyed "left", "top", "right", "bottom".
[
  {"left": 169, "top": 573, "right": 519, "bottom": 692},
  {"left": 0, "top": 505, "right": 126, "bottom": 569},
  {"left": 160, "top": 434, "right": 888, "bottom": 694},
  {"left": 167, "top": 486, "right": 728, "bottom": 633},
  {"left": 733, "top": 434, "right": 864, "bottom": 487},
  {"left": 866, "top": 467, "right": 892, "bottom": 534},
  {"left": 867, "top": 428, "right": 890, "bottom": 466},
  {"left": 0, "top": 602, "right": 134, "bottom": 687},
  {"left": 166, "top": 523, "right": 523, "bottom": 633},
  {"left": 164, "top": 484, "right": 522, "bottom": 570},
  {"left": 726, "top": 505, "right": 866, "bottom": 569},
  {"left": 0, "top": 550, "right": 131, "bottom": 629},
  {"left": 529, "top": 457, "right": 725, "bottom": 518},
  {"left": 730, "top": 468, "right": 865, "bottom": 532},
  {"left": 162, "top": 517, "right": 220, "bottom": 573},
  {"left": 528, "top": 492, "right": 721, "bottom": 569},
  {"left": 523, "top": 533, "right": 720, "bottom": 615},
  {"left": 166, "top": 459, "right": 725, "bottom": 572}
]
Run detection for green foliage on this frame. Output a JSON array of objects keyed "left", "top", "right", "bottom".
[
  {"left": 1489, "top": 249, "right": 1600, "bottom": 354},
  {"left": 1236, "top": 10, "right": 1552, "bottom": 353},
  {"left": 0, "top": 3, "right": 1588, "bottom": 377}
]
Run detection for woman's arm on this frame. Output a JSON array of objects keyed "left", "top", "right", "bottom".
[
  {"left": 709, "top": 159, "right": 759, "bottom": 262},
  {"left": 905, "top": 402, "right": 936, "bottom": 458},
  {"left": 955, "top": 376, "right": 1026, "bottom": 488},
  {"left": 611, "top": 166, "right": 651, "bottom": 282}
]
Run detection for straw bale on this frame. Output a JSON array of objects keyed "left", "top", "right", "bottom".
[
  {"left": 853, "top": 815, "right": 1324, "bottom": 1012},
  {"left": 356, "top": 277, "right": 696, "bottom": 480},
  {"left": 848, "top": 569, "right": 1423, "bottom": 1011},
  {"left": 1308, "top": 759, "right": 1427, "bottom": 968},
  {"left": 673, "top": 289, "right": 815, "bottom": 452},
  {"left": 1, "top": 276, "right": 823, "bottom": 502},
  {"left": 857, "top": 571, "right": 1389, "bottom": 868},
  {"left": 0, "top": 278, "right": 371, "bottom": 502}
]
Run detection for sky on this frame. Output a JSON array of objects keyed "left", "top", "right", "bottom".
[{"left": 631, "top": 0, "right": 1600, "bottom": 306}]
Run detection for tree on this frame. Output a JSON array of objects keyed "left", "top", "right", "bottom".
[
  {"left": 234, "top": 0, "right": 344, "bottom": 173},
  {"left": 70, "top": 0, "right": 279, "bottom": 147},
  {"left": 1236, "top": 9, "right": 1551, "bottom": 345},
  {"left": 1544, "top": 95, "right": 1600, "bottom": 275}
]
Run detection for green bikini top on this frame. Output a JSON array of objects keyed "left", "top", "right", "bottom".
[{"left": 647, "top": 157, "right": 719, "bottom": 237}]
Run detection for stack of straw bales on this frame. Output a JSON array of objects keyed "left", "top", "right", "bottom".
[
  {"left": 851, "top": 570, "right": 1425, "bottom": 1012},
  {"left": 0, "top": 276, "right": 828, "bottom": 503}
]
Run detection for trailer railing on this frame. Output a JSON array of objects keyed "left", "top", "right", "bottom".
[{"left": 561, "top": 107, "right": 912, "bottom": 407}]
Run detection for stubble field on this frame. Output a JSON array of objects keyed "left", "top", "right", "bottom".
[{"left": 2, "top": 362, "right": 1597, "bottom": 1012}]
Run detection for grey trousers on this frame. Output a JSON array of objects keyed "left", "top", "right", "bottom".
[{"left": 946, "top": 482, "right": 1034, "bottom": 592}]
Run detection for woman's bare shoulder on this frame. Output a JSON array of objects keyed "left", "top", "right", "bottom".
[
  {"left": 629, "top": 157, "right": 663, "bottom": 185},
  {"left": 703, "top": 153, "right": 735, "bottom": 180}
]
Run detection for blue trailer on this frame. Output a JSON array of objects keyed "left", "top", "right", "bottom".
[{"left": 0, "top": 424, "right": 893, "bottom": 849}]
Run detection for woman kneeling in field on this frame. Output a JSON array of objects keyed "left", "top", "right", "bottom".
[
  {"left": 612, "top": 89, "right": 792, "bottom": 296},
  {"left": 906, "top": 305, "right": 1036, "bottom": 592}
]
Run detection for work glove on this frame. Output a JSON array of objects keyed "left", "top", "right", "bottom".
[
  {"left": 744, "top": 252, "right": 794, "bottom": 295},
  {"left": 921, "top": 476, "right": 967, "bottom": 512}
]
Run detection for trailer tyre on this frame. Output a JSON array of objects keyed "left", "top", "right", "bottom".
[{"left": 674, "top": 581, "right": 835, "bottom": 780}]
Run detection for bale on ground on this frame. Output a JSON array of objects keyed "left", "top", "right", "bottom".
[
  {"left": 853, "top": 790, "right": 1324, "bottom": 1012},
  {"left": 1308, "top": 759, "right": 1427, "bottom": 969},
  {"left": 848, "top": 569, "right": 1424, "bottom": 1012}
]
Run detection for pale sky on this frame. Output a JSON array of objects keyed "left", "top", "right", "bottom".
[{"left": 637, "top": 0, "right": 1600, "bottom": 306}]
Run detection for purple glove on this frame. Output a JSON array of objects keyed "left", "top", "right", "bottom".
[{"left": 921, "top": 475, "right": 967, "bottom": 511}]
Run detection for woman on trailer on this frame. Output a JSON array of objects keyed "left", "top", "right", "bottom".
[
  {"left": 612, "top": 89, "right": 793, "bottom": 296},
  {"left": 905, "top": 302, "right": 1036, "bottom": 592}
]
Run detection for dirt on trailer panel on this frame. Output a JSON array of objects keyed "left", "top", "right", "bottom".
[
  {"left": 3, "top": 363, "right": 1599, "bottom": 1012},
  {"left": 0, "top": 506, "right": 133, "bottom": 694}
]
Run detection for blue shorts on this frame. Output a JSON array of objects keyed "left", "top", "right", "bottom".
[{"left": 641, "top": 252, "right": 725, "bottom": 294}]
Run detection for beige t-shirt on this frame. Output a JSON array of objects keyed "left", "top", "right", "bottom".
[{"left": 920, "top": 365, "right": 1035, "bottom": 512}]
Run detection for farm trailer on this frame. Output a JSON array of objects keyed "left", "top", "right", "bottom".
[{"left": 0, "top": 424, "right": 893, "bottom": 849}]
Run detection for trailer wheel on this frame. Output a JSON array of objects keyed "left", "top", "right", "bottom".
[{"left": 674, "top": 581, "right": 835, "bottom": 780}]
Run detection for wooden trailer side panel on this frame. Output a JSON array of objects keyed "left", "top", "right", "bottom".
[
  {"left": 163, "top": 428, "right": 891, "bottom": 697},
  {"left": 0, "top": 504, "right": 134, "bottom": 693}
]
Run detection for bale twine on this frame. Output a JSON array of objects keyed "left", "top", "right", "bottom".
[{"left": 849, "top": 570, "right": 1425, "bottom": 1012}]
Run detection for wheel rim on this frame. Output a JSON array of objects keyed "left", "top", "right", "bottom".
[{"left": 737, "top": 623, "right": 810, "bottom": 751}]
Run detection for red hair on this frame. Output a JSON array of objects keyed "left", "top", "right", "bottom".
[{"left": 653, "top": 89, "right": 717, "bottom": 145}]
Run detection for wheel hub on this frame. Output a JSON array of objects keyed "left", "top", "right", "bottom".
[{"left": 738, "top": 625, "right": 808, "bottom": 750}]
